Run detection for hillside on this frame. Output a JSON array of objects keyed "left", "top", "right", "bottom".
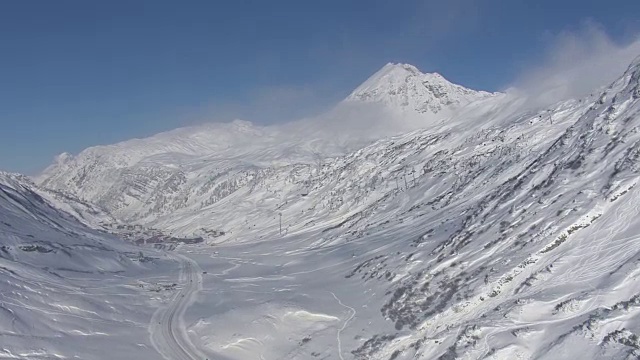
[
  {"left": 11, "top": 56, "right": 640, "bottom": 359},
  {"left": 0, "top": 172, "right": 181, "bottom": 359}
]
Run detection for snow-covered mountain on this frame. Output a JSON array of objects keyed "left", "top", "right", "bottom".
[
  {"left": 3, "top": 172, "right": 117, "bottom": 227},
  {"left": 176, "top": 56, "right": 640, "bottom": 360},
  {"left": 346, "top": 63, "right": 498, "bottom": 114},
  {"left": 9, "top": 56, "right": 640, "bottom": 359},
  {"left": 35, "top": 63, "right": 503, "bottom": 231},
  {"left": 0, "top": 172, "right": 180, "bottom": 359}
]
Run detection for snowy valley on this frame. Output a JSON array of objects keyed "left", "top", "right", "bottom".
[{"left": 3, "top": 57, "right": 640, "bottom": 360}]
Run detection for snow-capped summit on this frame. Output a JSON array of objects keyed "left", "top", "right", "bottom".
[
  {"left": 54, "top": 152, "right": 73, "bottom": 164},
  {"left": 346, "top": 62, "right": 498, "bottom": 114},
  {"left": 33, "top": 62, "right": 509, "bottom": 227}
]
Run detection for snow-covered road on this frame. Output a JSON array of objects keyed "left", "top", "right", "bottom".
[{"left": 150, "top": 253, "right": 205, "bottom": 360}]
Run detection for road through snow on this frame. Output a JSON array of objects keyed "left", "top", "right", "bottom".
[
  {"left": 150, "top": 252, "right": 206, "bottom": 360},
  {"left": 331, "top": 292, "right": 356, "bottom": 360}
]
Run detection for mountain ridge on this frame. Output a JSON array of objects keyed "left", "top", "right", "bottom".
[
  {"left": 37, "top": 62, "right": 498, "bottom": 177},
  {"left": 34, "top": 62, "right": 503, "bottom": 220}
]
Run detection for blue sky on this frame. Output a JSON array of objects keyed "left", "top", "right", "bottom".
[{"left": 1, "top": 0, "right": 639, "bottom": 174}]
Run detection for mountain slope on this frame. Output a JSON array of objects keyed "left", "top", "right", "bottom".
[
  {"left": 0, "top": 172, "right": 178, "bottom": 359},
  {"left": 24, "top": 57, "right": 640, "bottom": 360},
  {"left": 340, "top": 54, "right": 640, "bottom": 360},
  {"left": 173, "top": 56, "right": 640, "bottom": 360}
]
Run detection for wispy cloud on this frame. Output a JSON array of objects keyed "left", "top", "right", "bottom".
[
  {"left": 510, "top": 21, "right": 640, "bottom": 107},
  {"left": 180, "top": 83, "right": 341, "bottom": 127}
]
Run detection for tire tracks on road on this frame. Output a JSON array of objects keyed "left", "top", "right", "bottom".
[{"left": 150, "top": 252, "right": 206, "bottom": 360}]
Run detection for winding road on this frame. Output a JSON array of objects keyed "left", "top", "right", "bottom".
[
  {"left": 331, "top": 292, "right": 356, "bottom": 360},
  {"left": 150, "top": 253, "right": 206, "bottom": 360}
]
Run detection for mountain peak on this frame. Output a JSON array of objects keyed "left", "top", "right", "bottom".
[
  {"left": 379, "top": 62, "right": 421, "bottom": 75},
  {"left": 346, "top": 62, "right": 497, "bottom": 114},
  {"left": 54, "top": 152, "right": 73, "bottom": 164},
  {"left": 377, "top": 62, "right": 446, "bottom": 79}
]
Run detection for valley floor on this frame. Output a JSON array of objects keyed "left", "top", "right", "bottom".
[{"left": 173, "top": 230, "right": 394, "bottom": 360}]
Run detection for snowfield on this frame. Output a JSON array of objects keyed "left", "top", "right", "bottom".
[
  {"left": 0, "top": 172, "right": 184, "bottom": 359},
  {"left": 2, "top": 57, "right": 640, "bottom": 359}
]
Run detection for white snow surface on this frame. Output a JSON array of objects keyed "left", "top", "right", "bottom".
[
  {"left": 0, "top": 172, "right": 185, "bottom": 359},
  {"left": 2, "top": 57, "right": 640, "bottom": 359}
]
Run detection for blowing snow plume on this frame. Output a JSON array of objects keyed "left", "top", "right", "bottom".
[{"left": 510, "top": 22, "right": 640, "bottom": 108}]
